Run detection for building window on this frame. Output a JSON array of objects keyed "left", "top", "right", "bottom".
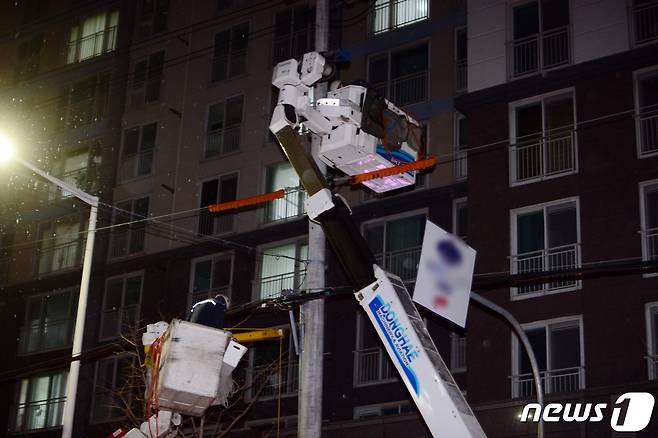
[
  {"left": 136, "top": 0, "right": 169, "bottom": 37},
  {"left": 67, "top": 11, "right": 119, "bottom": 64},
  {"left": 36, "top": 216, "right": 82, "bottom": 275},
  {"left": 110, "top": 197, "right": 149, "bottom": 258},
  {"left": 119, "top": 123, "right": 156, "bottom": 181},
  {"left": 510, "top": 91, "right": 576, "bottom": 184},
  {"left": 455, "top": 113, "right": 467, "bottom": 179},
  {"left": 368, "top": 43, "right": 428, "bottom": 107},
  {"left": 212, "top": 23, "right": 248, "bottom": 82},
  {"left": 635, "top": 68, "right": 658, "bottom": 157},
  {"left": 511, "top": 199, "right": 580, "bottom": 298},
  {"left": 273, "top": 6, "right": 315, "bottom": 64},
  {"left": 632, "top": 0, "right": 658, "bottom": 45},
  {"left": 57, "top": 74, "right": 110, "bottom": 130},
  {"left": 47, "top": 149, "right": 101, "bottom": 201},
  {"left": 354, "top": 401, "right": 413, "bottom": 419},
  {"left": 512, "top": 317, "right": 584, "bottom": 398},
  {"left": 640, "top": 180, "right": 658, "bottom": 268},
  {"left": 646, "top": 303, "right": 658, "bottom": 379},
  {"left": 455, "top": 27, "right": 467, "bottom": 92},
  {"left": 511, "top": 0, "right": 570, "bottom": 78},
  {"left": 453, "top": 198, "right": 468, "bottom": 241},
  {"left": 364, "top": 213, "right": 425, "bottom": 283},
  {"left": 205, "top": 96, "right": 243, "bottom": 158},
  {"left": 264, "top": 162, "right": 306, "bottom": 223},
  {"left": 450, "top": 333, "right": 467, "bottom": 373},
  {"left": 15, "top": 34, "right": 42, "bottom": 80},
  {"left": 248, "top": 332, "right": 298, "bottom": 399},
  {"left": 20, "top": 289, "right": 77, "bottom": 354},
  {"left": 370, "top": 0, "right": 429, "bottom": 35},
  {"left": 11, "top": 371, "right": 68, "bottom": 432},
  {"left": 354, "top": 313, "right": 397, "bottom": 386},
  {"left": 99, "top": 273, "right": 142, "bottom": 340},
  {"left": 198, "top": 174, "right": 238, "bottom": 235},
  {"left": 190, "top": 253, "right": 233, "bottom": 305},
  {"left": 130, "top": 51, "right": 164, "bottom": 106},
  {"left": 92, "top": 356, "right": 133, "bottom": 422},
  {"left": 256, "top": 241, "right": 307, "bottom": 300},
  {"left": 0, "top": 232, "right": 12, "bottom": 287}
]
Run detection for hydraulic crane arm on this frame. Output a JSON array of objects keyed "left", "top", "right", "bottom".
[{"left": 269, "top": 52, "right": 487, "bottom": 438}]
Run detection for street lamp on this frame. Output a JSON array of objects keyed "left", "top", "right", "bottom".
[{"left": 0, "top": 134, "right": 98, "bottom": 438}]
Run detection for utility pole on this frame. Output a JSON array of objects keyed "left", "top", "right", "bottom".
[{"left": 298, "top": 1, "right": 328, "bottom": 436}]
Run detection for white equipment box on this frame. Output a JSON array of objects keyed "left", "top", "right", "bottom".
[
  {"left": 356, "top": 267, "right": 487, "bottom": 437},
  {"left": 157, "top": 319, "right": 232, "bottom": 416}
]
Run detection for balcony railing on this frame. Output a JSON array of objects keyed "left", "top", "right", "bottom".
[
  {"left": 455, "top": 148, "right": 467, "bottom": 179},
  {"left": 273, "top": 29, "right": 314, "bottom": 64},
  {"left": 511, "top": 243, "right": 580, "bottom": 296},
  {"left": 638, "top": 109, "right": 658, "bottom": 156},
  {"left": 109, "top": 227, "right": 146, "bottom": 259},
  {"left": 119, "top": 149, "right": 154, "bottom": 181},
  {"left": 512, "top": 366, "right": 584, "bottom": 398},
  {"left": 354, "top": 347, "right": 397, "bottom": 386},
  {"left": 511, "top": 131, "right": 576, "bottom": 183},
  {"left": 372, "top": 70, "right": 427, "bottom": 107},
  {"left": 12, "top": 396, "right": 66, "bottom": 432},
  {"left": 633, "top": 0, "right": 658, "bottom": 45},
  {"left": 100, "top": 305, "right": 140, "bottom": 340},
  {"left": 647, "top": 354, "right": 658, "bottom": 379},
  {"left": 370, "top": 0, "right": 429, "bottom": 35},
  {"left": 512, "top": 26, "right": 570, "bottom": 77},
  {"left": 456, "top": 58, "right": 467, "bottom": 92},
  {"left": 642, "top": 228, "right": 658, "bottom": 262},
  {"left": 67, "top": 26, "right": 118, "bottom": 63},
  {"left": 255, "top": 270, "right": 305, "bottom": 300},
  {"left": 47, "top": 168, "right": 90, "bottom": 201},
  {"left": 450, "top": 336, "right": 467, "bottom": 372},
  {"left": 191, "top": 285, "right": 230, "bottom": 306},
  {"left": 374, "top": 246, "right": 421, "bottom": 283},
  {"left": 264, "top": 189, "right": 306, "bottom": 223},
  {"left": 256, "top": 361, "right": 299, "bottom": 398},
  {"left": 198, "top": 210, "right": 234, "bottom": 236},
  {"left": 37, "top": 240, "right": 80, "bottom": 275},
  {"left": 205, "top": 126, "right": 241, "bottom": 158},
  {"left": 19, "top": 319, "right": 72, "bottom": 354}
]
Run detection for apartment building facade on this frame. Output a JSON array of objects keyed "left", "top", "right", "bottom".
[{"left": 455, "top": 0, "right": 658, "bottom": 436}]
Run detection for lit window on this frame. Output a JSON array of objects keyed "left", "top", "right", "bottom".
[
  {"left": 257, "top": 242, "right": 307, "bottom": 300},
  {"left": 370, "top": 0, "right": 429, "bottom": 35},
  {"left": 12, "top": 371, "right": 68, "bottom": 432},
  {"left": 264, "top": 162, "right": 306, "bottom": 223},
  {"left": 67, "top": 11, "right": 119, "bottom": 64}
]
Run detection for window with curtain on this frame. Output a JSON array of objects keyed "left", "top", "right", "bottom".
[
  {"left": 264, "top": 162, "right": 306, "bottom": 223},
  {"left": 370, "top": 0, "right": 429, "bottom": 35},
  {"left": 12, "top": 371, "right": 68, "bottom": 432},
  {"left": 67, "top": 11, "right": 119, "bottom": 64},
  {"left": 258, "top": 242, "right": 307, "bottom": 299}
]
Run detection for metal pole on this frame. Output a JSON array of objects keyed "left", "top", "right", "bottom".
[
  {"left": 470, "top": 293, "right": 544, "bottom": 438},
  {"left": 61, "top": 203, "right": 97, "bottom": 438},
  {"left": 298, "top": 1, "right": 328, "bottom": 437}
]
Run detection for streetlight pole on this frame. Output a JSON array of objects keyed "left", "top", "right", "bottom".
[{"left": 13, "top": 157, "right": 98, "bottom": 438}]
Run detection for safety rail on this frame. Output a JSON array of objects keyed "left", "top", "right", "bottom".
[
  {"left": 12, "top": 396, "right": 66, "bottom": 432},
  {"left": 118, "top": 149, "right": 154, "bottom": 181},
  {"left": 374, "top": 246, "right": 421, "bottom": 283},
  {"left": 633, "top": 0, "right": 658, "bottom": 45},
  {"left": 456, "top": 58, "right": 467, "bottom": 92},
  {"left": 100, "top": 305, "right": 140, "bottom": 340},
  {"left": 512, "top": 26, "right": 570, "bottom": 77},
  {"left": 370, "top": 0, "right": 430, "bottom": 35},
  {"left": 19, "top": 319, "right": 72, "bottom": 354},
  {"left": 255, "top": 270, "right": 305, "bottom": 300},
  {"left": 198, "top": 210, "right": 234, "bottom": 236},
  {"left": 212, "top": 50, "right": 247, "bottom": 81},
  {"left": 354, "top": 347, "right": 397, "bottom": 386},
  {"left": 47, "top": 168, "right": 90, "bottom": 200},
  {"left": 372, "top": 70, "right": 427, "bottom": 107},
  {"left": 511, "top": 131, "right": 576, "bottom": 182},
  {"left": 643, "top": 228, "right": 658, "bottom": 262},
  {"left": 511, "top": 243, "right": 580, "bottom": 295},
  {"left": 264, "top": 189, "right": 307, "bottom": 223},
  {"left": 37, "top": 240, "right": 80, "bottom": 275},
  {"left": 512, "top": 366, "right": 584, "bottom": 398},
  {"left": 455, "top": 148, "right": 468, "bottom": 179},
  {"left": 206, "top": 125, "right": 241, "bottom": 158},
  {"left": 257, "top": 361, "right": 299, "bottom": 398},
  {"left": 68, "top": 26, "right": 118, "bottom": 63},
  {"left": 638, "top": 109, "right": 658, "bottom": 156}
]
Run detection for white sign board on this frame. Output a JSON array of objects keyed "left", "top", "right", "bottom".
[{"left": 413, "top": 220, "right": 476, "bottom": 328}]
